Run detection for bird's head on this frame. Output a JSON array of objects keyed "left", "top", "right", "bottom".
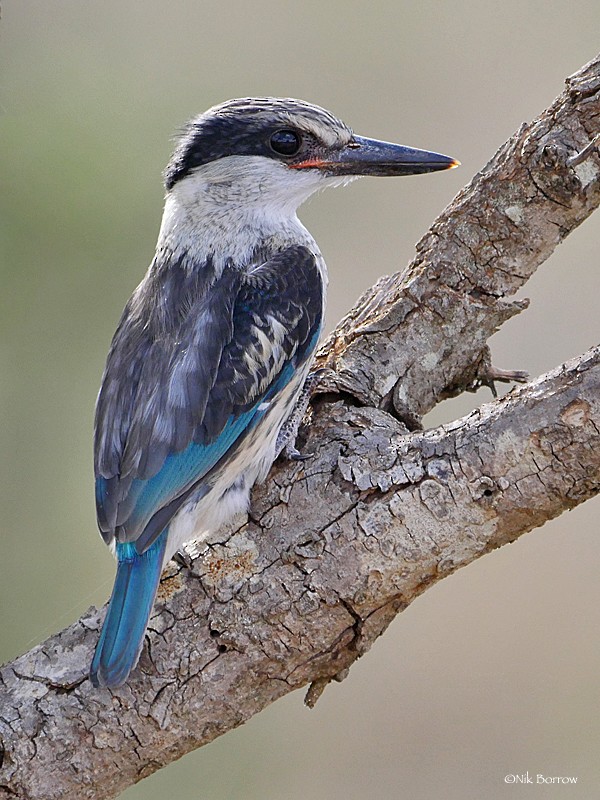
[{"left": 163, "top": 97, "right": 458, "bottom": 216}]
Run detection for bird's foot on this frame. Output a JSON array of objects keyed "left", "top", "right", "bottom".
[{"left": 275, "top": 368, "right": 329, "bottom": 461}]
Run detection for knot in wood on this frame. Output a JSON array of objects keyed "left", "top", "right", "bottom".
[{"left": 471, "top": 475, "right": 497, "bottom": 501}]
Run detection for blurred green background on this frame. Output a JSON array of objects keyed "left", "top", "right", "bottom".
[{"left": 2, "top": 1, "right": 600, "bottom": 798}]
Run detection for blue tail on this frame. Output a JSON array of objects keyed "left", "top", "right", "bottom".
[{"left": 90, "top": 534, "right": 167, "bottom": 688}]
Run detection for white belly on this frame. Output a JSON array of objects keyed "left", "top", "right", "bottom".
[{"left": 164, "top": 360, "right": 311, "bottom": 560}]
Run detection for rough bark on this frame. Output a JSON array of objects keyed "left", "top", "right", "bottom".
[{"left": 1, "top": 55, "right": 600, "bottom": 800}]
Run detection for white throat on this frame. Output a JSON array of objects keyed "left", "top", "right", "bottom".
[{"left": 156, "top": 155, "right": 354, "bottom": 268}]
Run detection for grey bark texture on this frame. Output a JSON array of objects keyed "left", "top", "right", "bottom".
[{"left": 1, "top": 54, "right": 600, "bottom": 800}]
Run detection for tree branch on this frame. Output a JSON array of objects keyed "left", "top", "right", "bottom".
[
  {"left": 1, "top": 54, "right": 600, "bottom": 800},
  {"left": 316, "top": 53, "right": 600, "bottom": 416}
]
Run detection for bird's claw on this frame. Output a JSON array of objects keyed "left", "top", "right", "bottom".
[
  {"left": 172, "top": 548, "right": 194, "bottom": 569},
  {"left": 284, "top": 444, "right": 312, "bottom": 462}
]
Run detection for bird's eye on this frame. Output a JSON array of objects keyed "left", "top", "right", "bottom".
[{"left": 269, "top": 129, "right": 302, "bottom": 156}]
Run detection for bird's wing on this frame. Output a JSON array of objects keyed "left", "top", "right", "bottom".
[{"left": 94, "top": 244, "right": 323, "bottom": 553}]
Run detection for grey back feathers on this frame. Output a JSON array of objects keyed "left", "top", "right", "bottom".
[{"left": 94, "top": 244, "right": 323, "bottom": 547}]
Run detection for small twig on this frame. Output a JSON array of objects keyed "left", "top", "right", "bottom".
[
  {"left": 474, "top": 364, "right": 529, "bottom": 398},
  {"left": 568, "top": 133, "right": 600, "bottom": 167},
  {"left": 464, "top": 347, "right": 529, "bottom": 399}
]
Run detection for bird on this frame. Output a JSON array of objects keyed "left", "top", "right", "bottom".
[{"left": 90, "top": 97, "right": 458, "bottom": 688}]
